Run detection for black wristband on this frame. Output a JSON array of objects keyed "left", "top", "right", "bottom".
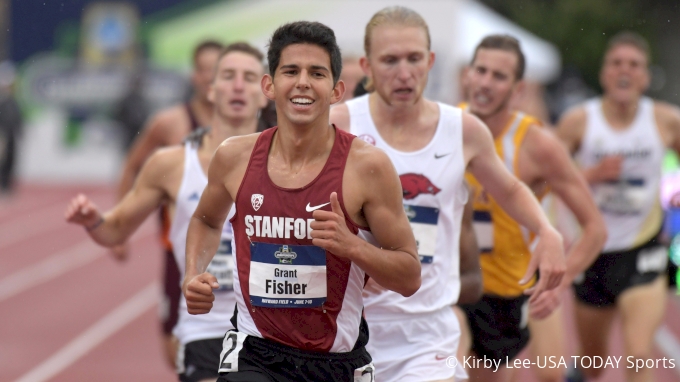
[{"left": 86, "top": 217, "right": 104, "bottom": 232}]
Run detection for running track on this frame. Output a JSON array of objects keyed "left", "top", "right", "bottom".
[{"left": 0, "top": 184, "right": 679, "bottom": 381}]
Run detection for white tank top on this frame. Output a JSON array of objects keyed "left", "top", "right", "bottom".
[
  {"left": 347, "top": 95, "right": 466, "bottom": 319},
  {"left": 170, "top": 141, "right": 236, "bottom": 345},
  {"left": 575, "top": 97, "right": 664, "bottom": 251}
]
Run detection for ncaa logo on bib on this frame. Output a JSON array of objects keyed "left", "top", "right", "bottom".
[
  {"left": 251, "top": 194, "right": 264, "bottom": 211},
  {"left": 274, "top": 245, "right": 297, "bottom": 264}
]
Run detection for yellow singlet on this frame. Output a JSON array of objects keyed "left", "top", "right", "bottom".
[{"left": 460, "top": 103, "right": 544, "bottom": 297}]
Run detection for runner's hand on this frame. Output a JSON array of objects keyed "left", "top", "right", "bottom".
[
  {"left": 528, "top": 283, "right": 564, "bottom": 319},
  {"left": 183, "top": 272, "right": 219, "bottom": 315},
  {"left": 65, "top": 193, "right": 103, "bottom": 229},
  {"left": 310, "top": 192, "right": 361, "bottom": 259},
  {"left": 591, "top": 155, "right": 623, "bottom": 182},
  {"left": 521, "top": 226, "right": 565, "bottom": 303}
]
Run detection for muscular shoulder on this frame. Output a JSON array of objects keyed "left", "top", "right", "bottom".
[
  {"left": 555, "top": 105, "right": 587, "bottom": 152},
  {"left": 146, "top": 105, "right": 190, "bottom": 136},
  {"left": 523, "top": 124, "right": 569, "bottom": 166},
  {"left": 213, "top": 133, "right": 260, "bottom": 169},
  {"left": 347, "top": 137, "right": 395, "bottom": 179},
  {"left": 330, "top": 103, "right": 351, "bottom": 132},
  {"left": 138, "top": 145, "right": 185, "bottom": 189},
  {"left": 461, "top": 112, "right": 494, "bottom": 152}
]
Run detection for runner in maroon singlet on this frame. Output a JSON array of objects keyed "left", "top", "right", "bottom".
[{"left": 183, "top": 21, "right": 420, "bottom": 382}]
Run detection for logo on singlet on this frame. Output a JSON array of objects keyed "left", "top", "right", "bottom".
[
  {"left": 274, "top": 245, "right": 298, "bottom": 264},
  {"left": 400, "top": 173, "right": 441, "bottom": 200},
  {"left": 251, "top": 194, "right": 264, "bottom": 211},
  {"left": 358, "top": 134, "right": 376, "bottom": 146},
  {"left": 188, "top": 192, "right": 200, "bottom": 201}
]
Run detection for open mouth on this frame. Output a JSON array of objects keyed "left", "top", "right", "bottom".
[
  {"left": 291, "top": 97, "right": 314, "bottom": 106},
  {"left": 473, "top": 93, "right": 492, "bottom": 106},
  {"left": 616, "top": 78, "right": 631, "bottom": 89},
  {"left": 230, "top": 100, "right": 246, "bottom": 107},
  {"left": 394, "top": 88, "right": 413, "bottom": 95}
]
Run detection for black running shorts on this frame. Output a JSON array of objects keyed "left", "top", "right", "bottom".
[{"left": 178, "top": 338, "right": 223, "bottom": 382}]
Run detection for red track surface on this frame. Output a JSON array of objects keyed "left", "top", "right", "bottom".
[{"left": 0, "top": 184, "right": 678, "bottom": 381}]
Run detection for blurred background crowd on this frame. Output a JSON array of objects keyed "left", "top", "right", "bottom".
[{"left": 1, "top": 0, "right": 677, "bottom": 195}]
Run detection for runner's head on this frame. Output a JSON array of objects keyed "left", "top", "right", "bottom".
[
  {"left": 209, "top": 42, "right": 268, "bottom": 122},
  {"left": 262, "top": 21, "right": 344, "bottom": 128},
  {"left": 192, "top": 40, "right": 224, "bottom": 103},
  {"left": 600, "top": 31, "right": 650, "bottom": 104},
  {"left": 339, "top": 56, "right": 365, "bottom": 103},
  {"left": 361, "top": 6, "right": 433, "bottom": 106},
  {"left": 466, "top": 34, "right": 525, "bottom": 118}
]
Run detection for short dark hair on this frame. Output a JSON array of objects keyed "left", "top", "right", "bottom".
[
  {"left": 267, "top": 21, "right": 342, "bottom": 84},
  {"left": 472, "top": 34, "right": 526, "bottom": 81},
  {"left": 213, "top": 42, "right": 265, "bottom": 80},
  {"left": 605, "top": 31, "right": 650, "bottom": 63},
  {"left": 193, "top": 40, "right": 224, "bottom": 65},
  {"left": 219, "top": 42, "right": 265, "bottom": 64}
]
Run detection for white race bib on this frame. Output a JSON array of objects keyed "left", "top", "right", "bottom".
[
  {"left": 404, "top": 205, "right": 439, "bottom": 264},
  {"left": 248, "top": 243, "right": 327, "bottom": 308},
  {"left": 472, "top": 210, "right": 493, "bottom": 253},
  {"left": 207, "top": 238, "right": 234, "bottom": 292},
  {"left": 596, "top": 179, "right": 648, "bottom": 215}
]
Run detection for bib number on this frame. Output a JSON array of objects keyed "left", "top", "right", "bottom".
[
  {"left": 472, "top": 210, "right": 493, "bottom": 253},
  {"left": 636, "top": 246, "right": 668, "bottom": 273},
  {"left": 249, "top": 243, "right": 327, "bottom": 308},
  {"left": 218, "top": 330, "right": 247, "bottom": 373},
  {"left": 596, "top": 179, "right": 647, "bottom": 215},
  {"left": 207, "top": 239, "right": 234, "bottom": 291},
  {"left": 404, "top": 205, "right": 439, "bottom": 263}
]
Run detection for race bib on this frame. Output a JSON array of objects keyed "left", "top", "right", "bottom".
[
  {"left": 207, "top": 239, "right": 234, "bottom": 292},
  {"left": 596, "top": 179, "right": 648, "bottom": 215},
  {"left": 404, "top": 205, "right": 438, "bottom": 264},
  {"left": 249, "top": 243, "right": 327, "bottom": 308},
  {"left": 473, "top": 210, "right": 493, "bottom": 253}
]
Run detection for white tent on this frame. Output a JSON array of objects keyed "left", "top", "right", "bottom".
[{"left": 149, "top": 0, "right": 561, "bottom": 103}]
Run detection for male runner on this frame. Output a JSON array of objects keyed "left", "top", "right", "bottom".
[
  {"left": 330, "top": 7, "right": 566, "bottom": 382},
  {"left": 453, "top": 35, "right": 606, "bottom": 382},
  {"left": 114, "top": 40, "right": 223, "bottom": 366},
  {"left": 183, "top": 21, "right": 420, "bottom": 382},
  {"left": 557, "top": 31, "right": 680, "bottom": 382},
  {"left": 65, "top": 42, "right": 267, "bottom": 382}
]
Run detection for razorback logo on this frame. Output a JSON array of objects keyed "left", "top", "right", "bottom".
[{"left": 400, "top": 173, "right": 441, "bottom": 200}]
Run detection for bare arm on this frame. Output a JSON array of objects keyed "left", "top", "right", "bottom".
[
  {"left": 464, "top": 113, "right": 565, "bottom": 300},
  {"left": 457, "top": 186, "right": 482, "bottom": 304},
  {"left": 526, "top": 129, "right": 607, "bottom": 319},
  {"left": 531, "top": 129, "right": 607, "bottom": 283},
  {"left": 311, "top": 145, "right": 421, "bottom": 297},
  {"left": 65, "top": 148, "right": 177, "bottom": 246},
  {"left": 183, "top": 140, "right": 240, "bottom": 314},
  {"left": 117, "top": 111, "right": 175, "bottom": 199}
]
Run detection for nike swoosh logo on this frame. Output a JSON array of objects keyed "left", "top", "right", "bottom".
[
  {"left": 435, "top": 355, "right": 448, "bottom": 360},
  {"left": 306, "top": 202, "right": 330, "bottom": 212},
  {"left": 434, "top": 153, "right": 451, "bottom": 159}
]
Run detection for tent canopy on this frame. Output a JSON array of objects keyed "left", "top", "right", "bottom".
[{"left": 148, "top": 0, "right": 561, "bottom": 101}]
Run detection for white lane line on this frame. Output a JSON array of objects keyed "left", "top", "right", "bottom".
[
  {"left": 13, "top": 282, "right": 159, "bottom": 382},
  {"left": 0, "top": 223, "right": 155, "bottom": 303},
  {"left": 655, "top": 325, "right": 680, "bottom": 377}
]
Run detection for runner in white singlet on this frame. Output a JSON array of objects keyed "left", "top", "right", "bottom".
[
  {"left": 556, "top": 31, "right": 680, "bottom": 382},
  {"left": 331, "top": 7, "right": 566, "bottom": 382},
  {"left": 65, "top": 42, "right": 267, "bottom": 382}
]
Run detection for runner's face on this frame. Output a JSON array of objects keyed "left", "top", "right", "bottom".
[
  {"left": 466, "top": 48, "right": 519, "bottom": 118},
  {"left": 192, "top": 48, "right": 221, "bottom": 103},
  {"left": 209, "top": 52, "right": 266, "bottom": 121},
  {"left": 262, "top": 44, "right": 343, "bottom": 128},
  {"left": 364, "top": 25, "right": 433, "bottom": 106},
  {"left": 600, "top": 44, "right": 649, "bottom": 104}
]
